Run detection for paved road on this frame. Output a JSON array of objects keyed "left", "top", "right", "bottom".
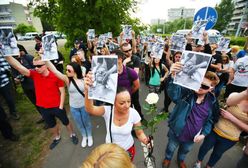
[
  {"left": 42, "top": 82, "right": 243, "bottom": 168},
  {"left": 17, "top": 40, "right": 243, "bottom": 168}
]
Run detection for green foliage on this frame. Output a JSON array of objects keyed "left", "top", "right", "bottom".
[
  {"left": 14, "top": 23, "right": 37, "bottom": 35},
  {"left": 150, "top": 18, "right": 193, "bottom": 34},
  {"left": 140, "top": 103, "right": 169, "bottom": 136},
  {"left": 30, "top": 0, "right": 145, "bottom": 46},
  {"left": 214, "top": 0, "right": 234, "bottom": 32},
  {"left": 229, "top": 36, "right": 246, "bottom": 46}
]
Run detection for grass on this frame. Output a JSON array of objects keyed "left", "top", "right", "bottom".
[{"left": 0, "top": 46, "right": 70, "bottom": 168}]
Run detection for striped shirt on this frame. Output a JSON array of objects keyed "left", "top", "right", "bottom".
[{"left": 0, "top": 55, "right": 10, "bottom": 87}]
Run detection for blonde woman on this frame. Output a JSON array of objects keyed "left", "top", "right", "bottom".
[{"left": 81, "top": 143, "right": 135, "bottom": 168}]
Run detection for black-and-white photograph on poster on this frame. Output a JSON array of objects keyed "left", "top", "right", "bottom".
[
  {"left": 41, "top": 34, "right": 58, "bottom": 60},
  {"left": 191, "top": 20, "right": 207, "bottom": 39},
  {"left": 97, "top": 35, "right": 106, "bottom": 48},
  {"left": 0, "top": 27, "right": 19, "bottom": 56},
  {"left": 216, "top": 37, "right": 230, "bottom": 52},
  {"left": 170, "top": 34, "right": 186, "bottom": 52},
  {"left": 173, "top": 51, "right": 212, "bottom": 91},
  {"left": 123, "top": 25, "right": 132, "bottom": 40},
  {"left": 108, "top": 42, "right": 119, "bottom": 52},
  {"left": 151, "top": 42, "right": 164, "bottom": 59},
  {"left": 88, "top": 29, "right": 95, "bottom": 41},
  {"left": 89, "top": 55, "right": 118, "bottom": 104}
]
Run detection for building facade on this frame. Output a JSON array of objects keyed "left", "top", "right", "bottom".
[
  {"left": 168, "top": 7, "right": 195, "bottom": 21},
  {"left": 227, "top": 0, "right": 248, "bottom": 35},
  {"left": 0, "top": 1, "right": 43, "bottom": 33}
]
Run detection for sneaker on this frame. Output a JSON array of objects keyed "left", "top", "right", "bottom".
[
  {"left": 36, "top": 118, "right": 44, "bottom": 124},
  {"left": 162, "top": 159, "right": 171, "bottom": 168},
  {"left": 193, "top": 162, "right": 201, "bottom": 168},
  {"left": 49, "top": 138, "right": 61, "bottom": 150},
  {"left": 10, "top": 113, "right": 20, "bottom": 120},
  {"left": 88, "top": 136, "right": 93, "bottom": 147},
  {"left": 81, "top": 137, "right": 87, "bottom": 148},
  {"left": 71, "top": 135, "right": 78, "bottom": 145},
  {"left": 178, "top": 160, "right": 187, "bottom": 168}
]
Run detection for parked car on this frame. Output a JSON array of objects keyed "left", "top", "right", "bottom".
[{"left": 21, "top": 32, "right": 39, "bottom": 40}]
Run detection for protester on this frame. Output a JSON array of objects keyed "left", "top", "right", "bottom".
[
  {"left": 148, "top": 57, "right": 169, "bottom": 93},
  {"left": 224, "top": 53, "right": 248, "bottom": 98},
  {"left": 5, "top": 55, "right": 78, "bottom": 150},
  {"left": 0, "top": 54, "right": 20, "bottom": 120},
  {"left": 0, "top": 105, "right": 19, "bottom": 141},
  {"left": 12, "top": 45, "right": 46, "bottom": 127},
  {"left": 81, "top": 143, "right": 135, "bottom": 168},
  {"left": 85, "top": 76, "right": 149, "bottom": 161},
  {"left": 215, "top": 54, "right": 233, "bottom": 97},
  {"left": 121, "top": 42, "right": 143, "bottom": 120},
  {"left": 45, "top": 60, "right": 93, "bottom": 147},
  {"left": 162, "top": 62, "right": 220, "bottom": 168},
  {"left": 113, "top": 50, "right": 140, "bottom": 95},
  {"left": 194, "top": 88, "right": 248, "bottom": 168}
]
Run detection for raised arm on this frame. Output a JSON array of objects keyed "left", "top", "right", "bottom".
[
  {"left": 5, "top": 56, "right": 30, "bottom": 77},
  {"left": 84, "top": 73, "right": 105, "bottom": 116},
  {"left": 45, "top": 61, "right": 69, "bottom": 85}
]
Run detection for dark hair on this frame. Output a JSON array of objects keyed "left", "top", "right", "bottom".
[
  {"left": 151, "top": 58, "right": 162, "bottom": 77},
  {"left": 116, "top": 86, "right": 129, "bottom": 95},
  {"left": 112, "top": 49, "right": 125, "bottom": 60},
  {"left": 68, "top": 62, "right": 83, "bottom": 79},
  {"left": 34, "top": 35, "right": 42, "bottom": 41}
]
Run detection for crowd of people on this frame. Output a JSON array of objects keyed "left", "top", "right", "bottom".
[{"left": 0, "top": 28, "right": 248, "bottom": 168}]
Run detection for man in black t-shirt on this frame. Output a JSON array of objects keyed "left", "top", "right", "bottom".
[{"left": 121, "top": 42, "right": 144, "bottom": 120}]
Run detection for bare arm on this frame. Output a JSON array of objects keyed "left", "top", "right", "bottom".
[
  {"left": 210, "top": 63, "right": 222, "bottom": 71},
  {"left": 134, "top": 122, "right": 149, "bottom": 144},
  {"left": 226, "top": 88, "right": 248, "bottom": 106},
  {"left": 84, "top": 73, "right": 105, "bottom": 116},
  {"left": 227, "top": 67, "right": 234, "bottom": 84},
  {"left": 58, "top": 86, "right": 65, "bottom": 109},
  {"left": 221, "top": 108, "right": 248, "bottom": 132},
  {"left": 131, "top": 79, "right": 140, "bottom": 94},
  {"left": 131, "top": 31, "right": 137, "bottom": 54},
  {"left": 45, "top": 61, "right": 69, "bottom": 85},
  {"left": 5, "top": 56, "right": 30, "bottom": 76}
]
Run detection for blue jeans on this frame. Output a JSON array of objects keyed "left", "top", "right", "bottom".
[
  {"left": 70, "top": 106, "right": 92, "bottom": 137},
  {"left": 198, "top": 130, "right": 236, "bottom": 167},
  {"left": 164, "top": 130, "right": 194, "bottom": 161}
]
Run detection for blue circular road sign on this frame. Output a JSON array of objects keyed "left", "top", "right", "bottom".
[{"left": 194, "top": 7, "right": 218, "bottom": 30}]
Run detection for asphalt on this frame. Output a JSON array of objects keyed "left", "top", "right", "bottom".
[{"left": 42, "top": 82, "right": 244, "bottom": 168}]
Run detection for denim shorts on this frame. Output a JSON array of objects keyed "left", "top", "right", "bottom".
[{"left": 39, "top": 107, "right": 69, "bottom": 128}]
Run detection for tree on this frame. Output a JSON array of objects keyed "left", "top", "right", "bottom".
[
  {"left": 214, "top": 0, "right": 234, "bottom": 32},
  {"left": 150, "top": 18, "right": 193, "bottom": 34},
  {"left": 29, "top": 0, "right": 145, "bottom": 45},
  {"left": 14, "top": 23, "right": 37, "bottom": 35}
]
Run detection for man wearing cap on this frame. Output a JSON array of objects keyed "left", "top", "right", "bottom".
[{"left": 70, "top": 39, "right": 86, "bottom": 61}]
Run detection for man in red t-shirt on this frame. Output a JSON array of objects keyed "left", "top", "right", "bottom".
[{"left": 5, "top": 55, "right": 78, "bottom": 149}]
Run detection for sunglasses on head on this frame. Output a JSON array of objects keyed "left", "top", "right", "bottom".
[
  {"left": 123, "top": 49, "right": 132, "bottom": 53},
  {"left": 34, "top": 64, "right": 45, "bottom": 68},
  {"left": 200, "top": 83, "right": 212, "bottom": 90}
]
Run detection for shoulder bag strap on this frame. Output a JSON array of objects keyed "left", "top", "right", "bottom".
[{"left": 71, "top": 78, "right": 85, "bottom": 97}]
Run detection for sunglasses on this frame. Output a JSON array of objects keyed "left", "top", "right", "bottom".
[
  {"left": 123, "top": 49, "right": 132, "bottom": 53},
  {"left": 200, "top": 83, "right": 212, "bottom": 90},
  {"left": 66, "top": 69, "right": 72, "bottom": 73},
  {"left": 34, "top": 64, "right": 45, "bottom": 68}
]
